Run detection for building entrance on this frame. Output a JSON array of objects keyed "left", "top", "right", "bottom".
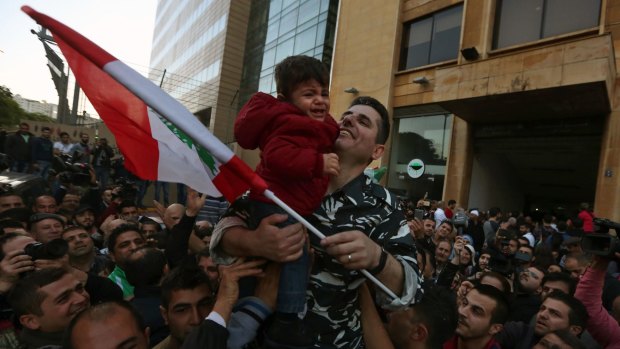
[{"left": 468, "top": 118, "right": 603, "bottom": 216}]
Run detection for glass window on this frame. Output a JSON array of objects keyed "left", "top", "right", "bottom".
[
  {"left": 543, "top": 0, "right": 601, "bottom": 37},
  {"left": 399, "top": 4, "right": 463, "bottom": 70},
  {"left": 298, "top": 0, "right": 320, "bottom": 25},
  {"left": 266, "top": 20, "right": 280, "bottom": 45},
  {"left": 387, "top": 114, "right": 453, "bottom": 200},
  {"left": 279, "top": 7, "right": 298, "bottom": 35},
  {"left": 295, "top": 26, "right": 317, "bottom": 54},
  {"left": 275, "top": 38, "right": 295, "bottom": 63},
  {"left": 494, "top": 0, "right": 600, "bottom": 49}
]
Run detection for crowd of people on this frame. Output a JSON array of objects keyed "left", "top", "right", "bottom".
[{"left": 0, "top": 54, "right": 618, "bottom": 349}]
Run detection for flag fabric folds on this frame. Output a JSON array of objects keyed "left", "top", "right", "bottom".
[{"left": 22, "top": 6, "right": 267, "bottom": 202}]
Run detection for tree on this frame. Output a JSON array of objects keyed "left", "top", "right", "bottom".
[
  {"left": 0, "top": 86, "right": 24, "bottom": 126},
  {"left": 0, "top": 86, "right": 56, "bottom": 125}
]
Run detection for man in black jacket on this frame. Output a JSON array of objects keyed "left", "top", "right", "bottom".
[{"left": 5, "top": 122, "right": 33, "bottom": 173}]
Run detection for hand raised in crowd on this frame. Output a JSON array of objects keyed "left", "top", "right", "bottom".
[
  {"left": 153, "top": 199, "right": 166, "bottom": 219},
  {"left": 322, "top": 153, "right": 340, "bottom": 176},
  {"left": 451, "top": 236, "right": 465, "bottom": 265},
  {"left": 0, "top": 250, "right": 34, "bottom": 293},
  {"left": 213, "top": 258, "right": 266, "bottom": 324},
  {"left": 185, "top": 187, "right": 207, "bottom": 217},
  {"left": 407, "top": 218, "right": 424, "bottom": 239},
  {"left": 320, "top": 230, "right": 382, "bottom": 270},
  {"left": 456, "top": 280, "right": 475, "bottom": 306}
]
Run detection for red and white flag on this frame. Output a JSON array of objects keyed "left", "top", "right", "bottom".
[{"left": 22, "top": 6, "right": 267, "bottom": 202}]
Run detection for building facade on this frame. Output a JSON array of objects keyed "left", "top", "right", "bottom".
[
  {"left": 148, "top": 0, "right": 252, "bottom": 143},
  {"left": 12, "top": 94, "right": 58, "bottom": 119},
  {"left": 330, "top": 0, "right": 619, "bottom": 219}
]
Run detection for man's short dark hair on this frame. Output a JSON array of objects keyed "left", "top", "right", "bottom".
[
  {"left": 125, "top": 247, "right": 167, "bottom": 287},
  {"left": 0, "top": 232, "right": 26, "bottom": 261},
  {"left": 412, "top": 286, "right": 457, "bottom": 347},
  {"left": 107, "top": 223, "right": 141, "bottom": 252},
  {"left": 489, "top": 207, "right": 501, "bottom": 217},
  {"left": 438, "top": 219, "right": 454, "bottom": 229},
  {"left": 274, "top": 55, "right": 329, "bottom": 98},
  {"left": 41, "top": 126, "right": 51, "bottom": 132},
  {"left": 545, "top": 291, "right": 588, "bottom": 332},
  {"left": 0, "top": 219, "right": 24, "bottom": 235},
  {"left": 116, "top": 200, "right": 137, "bottom": 214},
  {"left": 542, "top": 272, "right": 576, "bottom": 296},
  {"left": 28, "top": 213, "right": 65, "bottom": 232},
  {"left": 64, "top": 300, "right": 146, "bottom": 349},
  {"left": 349, "top": 96, "right": 390, "bottom": 144},
  {"left": 8, "top": 267, "right": 68, "bottom": 317},
  {"left": 160, "top": 265, "right": 214, "bottom": 309},
  {"left": 473, "top": 284, "right": 510, "bottom": 325},
  {"left": 479, "top": 271, "right": 512, "bottom": 296},
  {"left": 61, "top": 226, "right": 89, "bottom": 239},
  {"left": 448, "top": 199, "right": 456, "bottom": 206},
  {"left": 59, "top": 132, "right": 69, "bottom": 137}
]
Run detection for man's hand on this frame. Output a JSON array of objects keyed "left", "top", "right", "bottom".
[
  {"left": 0, "top": 250, "right": 34, "bottom": 286},
  {"left": 320, "top": 230, "right": 381, "bottom": 270},
  {"left": 254, "top": 262, "right": 281, "bottom": 310},
  {"left": 153, "top": 199, "right": 166, "bottom": 219},
  {"left": 185, "top": 188, "right": 207, "bottom": 217},
  {"left": 407, "top": 218, "right": 424, "bottom": 239},
  {"left": 213, "top": 258, "right": 266, "bottom": 323},
  {"left": 322, "top": 153, "right": 340, "bottom": 176},
  {"left": 253, "top": 214, "right": 305, "bottom": 262}
]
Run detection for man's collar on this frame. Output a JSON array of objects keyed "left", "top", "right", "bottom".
[{"left": 333, "top": 172, "right": 369, "bottom": 203}]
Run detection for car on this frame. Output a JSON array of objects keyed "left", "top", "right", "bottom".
[{"left": 0, "top": 171, "right": 50, "bottom": 207}]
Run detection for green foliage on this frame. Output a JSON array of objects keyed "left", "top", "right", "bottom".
[
  {"left": 0, "top": 86, "right": 56, "bottom": 126},
  {"left": 0, "top": 86, "right": 24, "bottom": 126}
]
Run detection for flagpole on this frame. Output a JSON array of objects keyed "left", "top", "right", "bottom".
[
  {"left": 20, "top": 6, "right": 398, "bottom": 301},
  {"left": 264, "top": 190, "right": 399, "bottom": 300}
]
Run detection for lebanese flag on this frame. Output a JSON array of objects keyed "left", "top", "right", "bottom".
[{"left": 22, "top": 6, "right": 267, "bottom": 202}]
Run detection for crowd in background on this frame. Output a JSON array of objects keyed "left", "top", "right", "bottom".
[{"left": 0, "top": 120, "right": 618, "bottom": 349}]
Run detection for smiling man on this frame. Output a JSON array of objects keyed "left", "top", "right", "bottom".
[
  {"left": 211, "top": 96, "right": 423, "bottom": 348},
  {"left": 8, "top": 268, "right": 90, "bottom": 348}
]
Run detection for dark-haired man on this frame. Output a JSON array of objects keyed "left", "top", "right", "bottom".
[
  {"left": 8, "top": 268, "right": 90, "bottom": 348},
  {"left": 386, "top": 286, "right": 457, "bottom": 349},
  {"left": 211, "top": 97, "right": 423, "bottom": 348},
  {"left": 5, "top": 122, "right": 33, "bottom": 173},
  {"left": 0, "top": 193, "right": 24, "bottom": 213},
  {"left": 496, "top": 291, "right": 589, "bottom": 349},
  {"left": 29, "top": 213, "right": 65, "bottom": 243},
  {"left": 31, "top": 126, "right": 54, "bottom": 179},
  {"left": 66, "top": 300, "right": 149, "bottom": 349},
  {"left": 107, "top": 224, "right": 145, "bottom": 299},
  {"left": 32, "top": 195, "right": 58, "bottom": 214},
  {"left": 125, "top": 247, "right": 169, "bottom": 346},
  {"left": 444, "top": 284, "right": 509, "bottom": 349}
]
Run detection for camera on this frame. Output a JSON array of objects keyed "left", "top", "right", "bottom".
[
  {"left": 581, "top": 218, "right": 620, "bottom": 258},
  {"left": 24, "top": 239, "right": 69, "bottom": 261},
  {"left": 453, "top": 211, "right": 468, "bottom": 235},
  {"left": 50, "top": 153, "right": 91, "bottom": 186},
  {"left": 113, "top": 177, "right": 138, "bottom": 201}
]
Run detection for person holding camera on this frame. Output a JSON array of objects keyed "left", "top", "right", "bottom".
[{"left": 91, "top": 138, "right": 114, "bottom": 189}]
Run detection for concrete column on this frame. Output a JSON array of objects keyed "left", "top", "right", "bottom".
[
  {"left": 595, "top": 109, "right": 620, "bottom": 221},
  {"left": 443, "top": 116, "right": 474, "bottom": 207}
]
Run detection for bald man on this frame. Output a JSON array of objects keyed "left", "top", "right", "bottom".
[{"left": 163, "top": 203, "right": 184, "bottom": 231}]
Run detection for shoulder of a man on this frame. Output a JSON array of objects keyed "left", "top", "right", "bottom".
[
  {"left": 496, "top": 321, "right": 531, "bottom": 347},
  {"left": 366, "top": 180, "right": 401, "bottom": 210}
]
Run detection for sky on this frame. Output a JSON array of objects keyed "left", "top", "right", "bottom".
[{"left": 0, "top": 0, "right": 156, "bottom": 114}]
